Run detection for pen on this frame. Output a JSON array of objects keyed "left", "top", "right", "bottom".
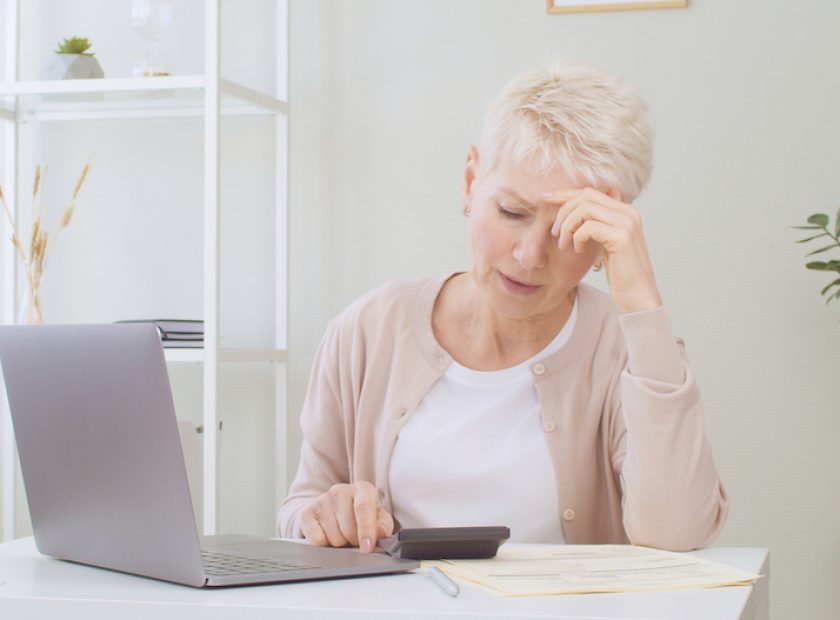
[{"left": 428, "top": 566, "right": 460, "bottom": 598}]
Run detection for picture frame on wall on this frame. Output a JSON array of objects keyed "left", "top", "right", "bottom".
[{"left": 547, "top": 0, "right": 687, "bottom": 13}]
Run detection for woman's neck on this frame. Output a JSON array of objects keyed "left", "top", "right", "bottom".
[{"left": 433, "top": 273, "right": 575, "bottom": 371}]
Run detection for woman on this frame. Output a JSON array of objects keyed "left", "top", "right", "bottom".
[{"left": 278, "top": 63, "right": 728, "bottom": 554}]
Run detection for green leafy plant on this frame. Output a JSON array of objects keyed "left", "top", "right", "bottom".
[
  {"left": 794, "top": 208, "right": 840, "bottom": 305},
  {"left": 54, "top": 36, "right": 95, "bottom": 56}
]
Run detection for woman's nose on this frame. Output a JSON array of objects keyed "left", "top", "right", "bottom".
[{"left": 513, "top": 229, "right": 550, "bottom": 270}]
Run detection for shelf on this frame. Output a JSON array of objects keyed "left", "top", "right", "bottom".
[
  {"left": 1, "top": 0, "right": 290, "bottom": 541},
  {"left": 164, "top": 347, "right": 288, "bottom": 364},
  {"left": 0, "top": 76, "right": 288, "bottom": 122}
]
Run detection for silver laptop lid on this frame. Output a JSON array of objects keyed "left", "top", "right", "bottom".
[{"left": 0, "top": 324, "right": 206, "bottom": 587}]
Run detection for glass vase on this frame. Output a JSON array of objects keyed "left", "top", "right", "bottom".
[{"left": 18, "top": 278, "right": 44, "bottom": 325}]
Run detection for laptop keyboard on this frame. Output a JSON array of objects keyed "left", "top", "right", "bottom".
[{"left": 201, "top": 549, "right": 321, "bottom": 576}]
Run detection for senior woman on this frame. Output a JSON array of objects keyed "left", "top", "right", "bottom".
[{"left": 278, "top": 63, "right": 728, "bottom": 554}]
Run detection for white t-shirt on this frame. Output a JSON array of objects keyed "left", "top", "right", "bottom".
[{"left": 388, "top": 296, "right": 578, "bottom": 543}]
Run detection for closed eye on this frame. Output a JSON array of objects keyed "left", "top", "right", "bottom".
[{"left": 498, "top": 205, "right": 525, "bottom": 219}]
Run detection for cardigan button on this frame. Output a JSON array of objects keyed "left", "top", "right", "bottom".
[
  {"left": 562, "top": 508, "right": 576, "bottom": 522},
  {"left": 532, "top": 362, "right": 546, "bottom": 376},
  {"left": 542, "top": 420, "right": 557, "bottom": 433},
  {"left": 397, "top": 407, "right": 408, "bottom": 418}
]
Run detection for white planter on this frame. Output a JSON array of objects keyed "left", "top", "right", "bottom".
[{"left": 41, "top": 54, "right": 104, "bottom": 80}]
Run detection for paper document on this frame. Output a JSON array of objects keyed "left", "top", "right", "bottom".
[{"left": 424, "top": 545, "right": 761, "bottom": 597}]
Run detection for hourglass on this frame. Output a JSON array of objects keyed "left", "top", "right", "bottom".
[{"left": 132, "top": 0, "right": 174, "bottom": 77}]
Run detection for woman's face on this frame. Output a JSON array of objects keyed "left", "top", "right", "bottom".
[{"left": 462, "top": 148, "right": 601, "bottom": 320}]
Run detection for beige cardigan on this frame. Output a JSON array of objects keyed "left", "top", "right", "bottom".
[{"left": 278, "top": 274, "right": 728, "bottom": 551}]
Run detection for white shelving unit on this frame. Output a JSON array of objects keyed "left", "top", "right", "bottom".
[{"left": 0, "top": 0, "right": 289, "bottom": 541}]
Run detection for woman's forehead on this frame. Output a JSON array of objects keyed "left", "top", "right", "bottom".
[
  {"left": 496, "top": 187, "right": 541, "bottom": 208},
  {"left": 484, "top": 160, "right": 580, "bottom": 204}
]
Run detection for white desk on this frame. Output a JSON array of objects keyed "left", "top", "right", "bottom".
[{"left": 0, "top": 538, "right": 768, "bottom": 620}]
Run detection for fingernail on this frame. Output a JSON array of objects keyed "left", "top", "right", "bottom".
[
  {"left": 540, "top": 191, "right": 555, "bottom": 198},
  {"left": 361, "top": 537, "right": 373, "bottom": 553}
]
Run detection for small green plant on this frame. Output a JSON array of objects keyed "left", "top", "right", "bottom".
[
  {"left": 794, "top": 208, "right": 840, "bottom": 305},
  {"left": 54, "top": 36, "right": 95, "bottom": 56}
]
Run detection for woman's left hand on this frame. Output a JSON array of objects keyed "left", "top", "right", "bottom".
[{"left": 544, "top": 187, "right": 662, "bottom": 313}]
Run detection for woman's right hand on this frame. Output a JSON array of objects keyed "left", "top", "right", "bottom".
[{"left": 299, "top": 481, "right": 395, "bottom": 553}]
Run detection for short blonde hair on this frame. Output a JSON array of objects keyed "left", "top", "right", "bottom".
[{"left": 479, "top": 63, "right": 653, "bottom": 202}]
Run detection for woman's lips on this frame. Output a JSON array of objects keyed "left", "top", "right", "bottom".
[{"left": 498, "top": 271, "right": 541, "bottom": 295}]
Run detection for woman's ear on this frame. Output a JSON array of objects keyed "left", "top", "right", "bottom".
[
  {"left": 606, "top": 188, "right": 623, "bottom": 202},
  {"left": 461, "top": 145, "right": 480, "bottom": 214}
]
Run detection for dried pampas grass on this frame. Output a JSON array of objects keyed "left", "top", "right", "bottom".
[{"left": 0, "top": 163, "right": 90, "bottom": 323}]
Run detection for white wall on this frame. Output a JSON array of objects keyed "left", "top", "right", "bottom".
[{"left": 288, "top": 1, "right": 840, "bottom": 618}]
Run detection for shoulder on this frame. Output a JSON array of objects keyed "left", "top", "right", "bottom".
[{"left": 328, "top": 274, "right": 447, "bottom": 340}]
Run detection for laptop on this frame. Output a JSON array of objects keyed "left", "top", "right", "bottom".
[{"left": 0, "top": 323, "right": 418, "bottom": 587}]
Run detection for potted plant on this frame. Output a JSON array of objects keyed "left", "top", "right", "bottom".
[
  {"left": 794, "top": 209, "right": 840, "bottom": 307},
  {"left": 41, "top": 36, "right": 104, "bottom": 80}
]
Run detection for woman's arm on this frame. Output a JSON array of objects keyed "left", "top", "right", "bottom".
[
  {"left": 545, "top": 186, "right": 728, "bottom": 549},
  {"left": 277, "top": 316, "right": 394, "bottom": 551},
  {"left": 609, "top": 307, "right": 729, "bottom": 551},
  {"left": 277, "top": 318, "right": 350, "bottom": 538}
]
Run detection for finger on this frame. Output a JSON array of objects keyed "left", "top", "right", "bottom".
[
  {"left": 315, "top": 509, "right": 351, "bottom": 548},
  {"left": 377, "top": 508, "right": 395, "bottom": 538},
  {"left": 543, "top": 187, "right": 624, "bottom": 207},
  {"left": 557, "top": 203, "right": 632, "bottom": 250},
  {"left": 540, "top": 188, "right": 580, "bottom": 204},
  {"left": 572, "top": 220, "right": 624, "bottom": 254},
  {"left": 300, "top": 513, "right": 329, "bottom": 547},
  {"left": 353, "top": 484, "right": 382, "bottom": 553},
  {"left": 548, "top": 188, "right": 627, "bottom": 237},
  {"left": 316, "top": 484, "right": 358, "bottom": 547},
  {"left": 548, "top": 192, "right": 583, "bottom": 238},
  {"left": 550, "top": 190, "right": 605, "bottom": 239},
  {"left": 334, "top": 500, "right": 362, "bottom": 548}
]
